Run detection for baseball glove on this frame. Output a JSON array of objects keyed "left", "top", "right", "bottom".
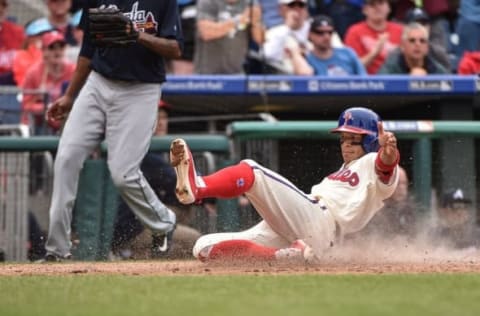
[{"left": 88, "top": 8, "right": 139, "bottom": 47}]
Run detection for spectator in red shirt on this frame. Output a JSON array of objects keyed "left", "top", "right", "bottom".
[
  {"left": 0, "top": 0, "right": 25, "bottom": 84},
  {"left": 21, "top": 31, "right": 75, "bottom": 134},
  {"left": 457, "top": 51, "right": 480, "bottom": 75},
  {"left": 13, "top": 19, "right": 54, "bottom": 86},
  {"left": 344, "top": 0, "right": 403, "bottom": 74}
]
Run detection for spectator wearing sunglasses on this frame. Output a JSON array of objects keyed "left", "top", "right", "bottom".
[
  {"left": 289, "top": 15, "right": 366, "bottom": 76},
  {"left": 403, "top": 7, "right": 451, "bottom": 72},
  {"left": 263, "top": 0, "right": 343, "bottom": 74},
  {"left": 378, "top": 22, "right": 448, "bottom": 75}
]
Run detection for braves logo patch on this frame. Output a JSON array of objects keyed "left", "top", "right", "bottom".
[{"left": 100, "top": 1, "right": 158, "bottom": 34}]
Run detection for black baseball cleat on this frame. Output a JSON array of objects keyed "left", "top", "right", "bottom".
[
  {"left": 37, "top": 253, "right": 73, "bottom": 263},
  {"left": 151, "top": 225, "right": 176, "bottom": 259}
]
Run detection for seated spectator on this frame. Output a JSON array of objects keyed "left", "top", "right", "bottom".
[
  {"left": 404, "top": 7, "right": 451, "bottom": 72},
  {"left": 194, "top": 0, "right": 264, "bottom": 74},
  {"left": 435, "top": 188, "right": 478, "bottom": 249},
  {"left": 12, "top": 19, "right": 54, "bottom": 86},
  {"left": 31, "top": 0, "right": 78, "bottom": 46},
  {"left": 263, "top": 0, "right": 343, "bottom": 74},
  {"left": 392, "top": 0, "right": 454, "bottom": 51},
  {"left": 378, "top": 22, "right": 448, "bottom": 75},
  {"left": 457, "top": 51, "right": 480, "bottom": 75},
  {"left": 290, "top": 15, "right": 366, "bottom": 75},
  {"left": 111, "top": 101, "right": 201, "bottom": 259},
  {"left": 21, "top": 31, "right": 75, "bottom": 134},
  {"left": 0, "top": 0, "right": 25, "bottom": 85},
  {"left": 263, "top": 0, "right": 311, "bottom": 74},
  {"left": 344, "top": 0, "right": 403, "bottom": 74}
]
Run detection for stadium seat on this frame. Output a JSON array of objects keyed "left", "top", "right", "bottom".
[{"left": 0, "top": 91, "right": 22, "bottom": 124}]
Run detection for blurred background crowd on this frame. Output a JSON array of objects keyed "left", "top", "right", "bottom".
[{"left": 2, "top": 0, "right": 480, "bottom": 134}]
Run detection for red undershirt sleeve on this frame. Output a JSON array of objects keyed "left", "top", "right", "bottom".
[{"left": 375, "top": 148, "right": 400, "bottom": 183}]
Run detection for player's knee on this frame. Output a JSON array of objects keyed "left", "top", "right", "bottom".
[
  {"left": 110, "top": 172, "right": 130, "bottom": 190},
  {"left": 109, "top": 166, "right": 139, "bottom": 189},
  {"left": 241, "top": 159, "right": 258, "bottom": 167}
]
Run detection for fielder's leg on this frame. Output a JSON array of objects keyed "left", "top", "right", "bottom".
[
  {"left": 104, "top": 79, "right": 175, "bottom": 240},
  {"left": 45, "top": 75, "right": 106, "bottom": 259}
]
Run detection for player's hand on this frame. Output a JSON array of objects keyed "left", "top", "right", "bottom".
[
  {"left": 45, "top": 95, "right": 74, "bottom": 126},
  {"left": 377, "top": 121, "right": 398, "bottom": 165}
]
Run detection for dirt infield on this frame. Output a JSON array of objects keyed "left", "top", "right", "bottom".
[
  {"left": 2, "top": 258, "right": 480, "bottom": 276},
  {"left": 3, "top": 241, "right": 480, "bottom": 276},
  {"left": 2, "top": 234, "right": 480, "bottom": 276}
]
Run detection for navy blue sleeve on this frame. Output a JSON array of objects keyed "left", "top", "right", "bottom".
[
  {"left": 159, "top": 0, "right": 184, "bottom": 47},
  {"left": 79, "top": 0, "right": 96, "bottom": 59}
]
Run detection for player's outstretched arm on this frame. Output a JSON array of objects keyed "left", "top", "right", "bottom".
[{"left": 375, "top": 121, "right": 400, "bottom": 183}]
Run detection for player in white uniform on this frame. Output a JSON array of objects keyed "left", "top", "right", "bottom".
[{"left": 170, "top": 107, "right": 400, "bottom": 262}]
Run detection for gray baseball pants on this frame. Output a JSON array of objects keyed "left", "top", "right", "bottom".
[{"left": 45, "top": 71, "right": 176, "bottom": 257}]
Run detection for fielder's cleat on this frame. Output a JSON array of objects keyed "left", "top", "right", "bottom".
[
  {"left": 170, "top": 138, "right": 199, "bottom": 204},
  {"left": 151, "top": 225, "right": 176, "bottom": 259},
  {"left": 37, "top": 253, "right": 72, "bottom": 263},
  {"left": 275, "top": 239, "right": 310, "bottom": 262}
]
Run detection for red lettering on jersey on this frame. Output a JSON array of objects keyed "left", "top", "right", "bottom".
[{"left": 327, "top": 169, "right": 360, "bottom": 186}]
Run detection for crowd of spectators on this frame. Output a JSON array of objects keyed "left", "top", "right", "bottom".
[
  {"left": 2, "top": 1, "right": 476, "bottom": 83},
  {"left": 0, "top": 0, "right": 478, "bottom": 88},
  {"left": 164, "top": 0, "right": 477, "bottom": 76},
  {"left": 1, "top": 0, "right": 80, "bottom": 134}
]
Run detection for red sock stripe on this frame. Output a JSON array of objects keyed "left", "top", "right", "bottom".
[
  {"left": 199, "top": 162, "right": 254, "bottom": 199},
  {"left": 208, "top": 240, "right": 277, "bottom": 261}
]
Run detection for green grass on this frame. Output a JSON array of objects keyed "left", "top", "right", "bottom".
[{"left": 1, "top": 274, "right": 480, "bottom": 316}]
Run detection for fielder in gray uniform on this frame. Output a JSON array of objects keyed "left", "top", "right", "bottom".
[{"left": 43, "top": 0, "right": 182, "bottom": 261}]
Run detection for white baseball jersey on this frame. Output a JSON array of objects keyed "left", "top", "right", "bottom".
[{"left": 311, "top": 152, "right": 399, "bottom": 236}]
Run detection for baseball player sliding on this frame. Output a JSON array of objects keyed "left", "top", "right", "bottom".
[
  {"left": 42, "top": 0, "right": 181, "bottom": 261},
  {"left": 170, "top": 107, "right": 400, "bottom": 262}
]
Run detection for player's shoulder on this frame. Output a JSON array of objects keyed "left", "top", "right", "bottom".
[{"left": 358, "top": 152, "right": 377, "bottom": 163}]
